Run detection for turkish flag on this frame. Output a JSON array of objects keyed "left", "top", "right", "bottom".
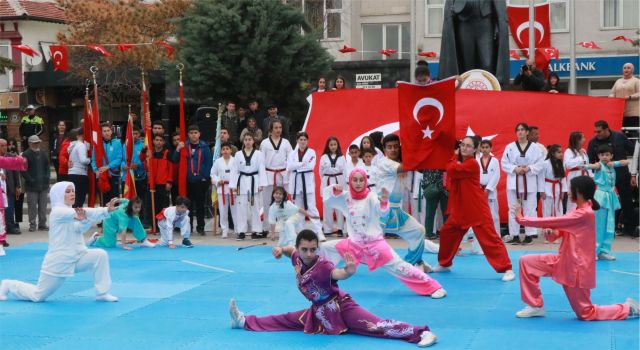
[
  {"left": 12, "top": 44, "right": 38, "bottom": 57},
  {"left": 398, "top": 79, "right": 456, "bottom": 170},
  {"left": 83, "top": 96, "right": 96, "bottom": 207},
  {"left": 578, "top": 41, "right": 602, "bottom": 49},
  {"left": 418, "top": 51, "right": 437, "bottom": 57},
  {"left": 123, "top": 114, "right": 137, "bottom": 199},
  {"left": 86, "top": 44, "right": 112, "bottom": 57},
  {"left": 117, "top": 43, "right": 135, "bottom": 52},
  {"left": 49, "top": 45, "right": 68, "bottom": 72},
  {"left": 507, "top": 3, "right": 552, "bottom": 74},
  {"left": 612, "top": 35, "right": 633, "bottom": 44},
  {"left": 305, "top": 88, "right": 623, "bottom": 219},
  {"left": 155, "top": 40, "right": 174, "bottom": 59},
  {"left": 338, "top": 44, "right": 357, "bottom": 53}
]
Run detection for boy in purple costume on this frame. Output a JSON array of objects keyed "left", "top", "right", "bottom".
[{"left": 229, "top": 229, "right": 438, "bottom": 347}]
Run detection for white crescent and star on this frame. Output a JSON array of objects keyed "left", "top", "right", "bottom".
[
  {"left": 516, "top": 21, "right": 545, "bottom": 45},
  {"left": 53, "top": 51, "right": 63, "bottom": 62},
  {"left": 412, "top": 97, "right": 444, "bottom": 139}
]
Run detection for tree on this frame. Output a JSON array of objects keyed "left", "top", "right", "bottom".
[
  {"left": 57, "top": 0, "right": 189, "bottom": 86},
  {"left": 175, "top": 0, "right": 333, "bottom": 125},
  {"left": 0, "top": 57, "right": 19, "bottom": 75}
]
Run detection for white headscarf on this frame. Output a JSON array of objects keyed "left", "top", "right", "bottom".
[{"left": 50, "top": 181, "right": 74, "bottom": 208}]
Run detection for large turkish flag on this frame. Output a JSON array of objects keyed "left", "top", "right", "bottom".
[
  {"left": 304, "top": 89, "right": 624, "bottom": 220},
  {"left": 398, "top": 79, "right": 456, "bottom": 170}
]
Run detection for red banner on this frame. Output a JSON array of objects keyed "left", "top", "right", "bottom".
[
  {"left": 123, "top": 115, "right": 137, "bottom": 199},
  {"left": 305, "top": 89, "right": 624, "bottom": 220},
  {"left": 398, "top": 79, "right": 456, "bottom": 170},
  {"left": 142, "top": 77, "right": 155, "bottom": 190},
  {"left": 83, "top": 96, "right": 96, "bottom": 207}
]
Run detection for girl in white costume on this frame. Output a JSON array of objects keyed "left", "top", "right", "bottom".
[
  {"left": 230, "top": 133, "right": 267, "bottom": 240},
  {"left": 563, "top": 131, "right": 591, "bottom": 213},
  {"left": 267, "top": 186, "right": 316, "bottom": 247},
  {"left": 287, "top": 132, "right": 324, "bottom": 241},
  {"left": 319, "top": 136, "right": 345, "bottom": 237},
  {"left": 541, "top": 145, "right": 567, "bottom": 223},
  {"left": 0, "top": 182, "right": 119, "bottom": 302},
  {"left": 211, "top": 142, "right": 237, "bottom": 238},
  {"left": 259, "top": 120, "right": 293, "bottom": 235}
]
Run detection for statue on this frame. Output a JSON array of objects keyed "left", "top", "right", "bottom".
[{"left": 438, "top": 0, "right": 510, "bottom": 86}]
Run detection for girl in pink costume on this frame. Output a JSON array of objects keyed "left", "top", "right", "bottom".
[
  {"left": 229, "top": 230, "right": 438, "bottom": 347},
  {"left": 514, "top": 175, "right": 639, "bottom": 320},
  {"left": 320, "top": 168, "right": 445, "bottom": 298}
]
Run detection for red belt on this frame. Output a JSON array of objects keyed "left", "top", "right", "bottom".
[
  {"left": 567, "top": 166, "right": 588, "bottom": 176},
  {"left": 516, "top": 174, "right": 528, "bottom": 200},
  {"left": 220, "top": 181, "right": 234, "bottom": 206},
  {"left": 266, "top": 168, "right": 286, "bottom": 185},
  {"left": 545, "top": 178, "right": 563, "bottom": 216},
  {"left": 325, "top": 173, "right": 343, "bottom": 186}
]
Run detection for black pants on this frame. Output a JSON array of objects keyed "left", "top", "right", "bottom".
[
  {"left": 5, "top": 193, "right": 18, "bottom": 232},
  {"left": 134, "top": 179, "right": 149, "bottom": 227},
  {"left": 68, "top": 174, "right": 88, "bottom": 208},
  {"left": 187, "top": 180, "right": 209, "bottom": 231},
  {"left": 150, "top": 184, "right": 170, "bottom": 225},
  {"left": 14, "top": 192, "right": 24, "bottom": 223},
  {"left": 101, "top": 175, "right": 121, "bottom": 205},
  {"left": 615, "top": 170, "right": 637, "bottom": 234}
]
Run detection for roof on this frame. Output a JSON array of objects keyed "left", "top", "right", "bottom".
[{"left": 0, "top": 0, "right": 66, "bottom": 23}]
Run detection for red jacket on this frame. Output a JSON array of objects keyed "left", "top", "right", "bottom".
[
  {"left": 150, "top": 149, "right": 173, "bottom": 185},
  {"left": 58, "top": 139, "right": 71, "bottom": 175},
  {"left": 445, "top": 156, "right": 494, "bottom": 227}
]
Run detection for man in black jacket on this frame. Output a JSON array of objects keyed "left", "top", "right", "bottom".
[
  {"left": 513, "top": 59, "right": 546, "bottom": 92},
  {"left": 587, "top": 120, "right": 637, "bottom": 236},
  {"left": 21, "top": 135, "right": 50, "bottom": 232}
]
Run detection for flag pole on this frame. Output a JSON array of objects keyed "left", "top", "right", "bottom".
[
  {"left": 143, "top": 71, "right": 157, "bottom": 234},
  {"left": 528, "top": 0, "right": 535, "bottom": 62},
  {"left": 568, "top": 0, "right": 576, "bottom": 94},
  {"left": 90, "top": 66, "right": 104, "bottom": 207},
  {"left": 409, "top": 0, "right": 416, "bottom": 82}
]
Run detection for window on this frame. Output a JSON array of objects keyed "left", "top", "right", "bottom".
[
  {"left": 362, "top": 23, "right": 410, "bottom": 60},
  {"left": 508, "top": 0, "right": 568, "bottom": 31},
  {"left": 289, "top": 0, "right": 343, "bottom": 39},
  {"left": 0, "top": 43, "right": 11, "bottom": 92},
  {"left": 425, "top": 0, "right": 444, "bottom": 35},
  {"left": 602, "top": 0, "right": 639, "bottom": 28}
]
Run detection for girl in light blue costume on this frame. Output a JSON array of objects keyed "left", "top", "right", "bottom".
[
  {"left": 584, "top": 145, "right": 629, "bottom": 261},
  {"left": 87, "top": 197, "right": 156, "bottom": 250}
]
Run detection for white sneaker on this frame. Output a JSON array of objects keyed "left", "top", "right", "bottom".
[
  {"left": 432, "top": 265, "right": 451, "bottom": 273},
  {"left": 430, "top": 288, "right": 447, "bottom": 299},
  {"left": 516, "top": 306, "right": 545, "bottom": 318},
  {"left": 141, "top": 239, "right": 156, "bottom": 248},
  {"left": 501, "top": 270, "right": 515, "bottom": 282},
  {"left": 418, "top": 261, "right": 434, "bottom": 273},
  {"left": 95, "top": 293, "right": 119, "bottom": 302},
  {"left": 86, "top": 232, "right": 100, "bottom": 246},
  {"left": 417, "top": 331, "right": 437, "bottom": 347},
  {"left": 597, "top": 252, "right": 616, "bottom": 261},
  {"left": 625, "top": 298, "right": 639, "bottom": 318},
  {"left": 0, "top": 245, "right": 5, "bottom": 257},
  {"left": 229, "top": 299, "right": 246, "bottom": 328},
  {"left": 470, "top": 249, "right": 484, "bottom": 255},
  {"left": 0, "top": 280, "right": 9, "bottom": 301}
]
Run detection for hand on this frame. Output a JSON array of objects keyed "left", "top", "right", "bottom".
[
  {"left": 258, "top": 186, "right": 263, "bottom": 192},
  {"left": 107, "top": 197, "right": 120, "bottom": 212},
  {"left": 74, "top": 208, "right": 87, "bottom": 221},
  {"left": 540, "top": 193, "right": 547, "bottom": 200},
  {"left": 272, "top": 247, "right": 283, "bottom": 259},
  {"left": 380, "top": 187, "right": 389, "bottom": 203},
  {"left": 343, "top": 252, "right": 357, "bottom": 276},
  {"left": 549, "top": 89, "right": 558, "bottom": 94},
  {"left": 513, "top": 203, "right": 523, "bottom": 218},
  {"left": 99, "top": 166, "right": 109, "bottom": 172},
  {"left": 606, "top": 161, "right": 616, "bottom": 167},
  {"left": 217, "top": 180, "right": 224, "bottom": 186},
  {"left": 131, "top": 163, "right": 139, "bottom": 170},
  {"left": 332, "top": 185, "right": 343, "bottom": 195},
  {"left": 176, "top": 142, "right": 185, "bottom": 152},
  {"left": 523, "top": 166, "right": 530, "bottom": 173},
  {"left": 632, "top": 176, "right": 638, "bottom": 188},
  {"left": 165, "top": 183, "right": 172, "bottom": 191}
]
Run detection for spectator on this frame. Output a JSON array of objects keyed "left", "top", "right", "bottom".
[
  {"left": 609, "top": 63, "right": 639, "bottom": 137},
  {"left": 261, "top": 102, "right": 291, "bottom": 141},
  {"left": 237, "top": 103, "right": 248, "bottom": 134},
  {"left": 314, "top": 76, "right": 327, "bottom": 92},
  {"left": 513, "top": 58, "right": 545, "bottom": 91},
  {"left": 92, "top": 122, "right": 123, "bottom": 205},
  {"left": 631, "top": 139, "right": 639, "bottom": 188},
  {"left": 240, "top": 117, "right": 263, "bottom": 147},
  {"left": 67, "top": 128, "right": 91, "bottom": 208},
  {"left": 152, "top": 120, "right": 170, "bottom": 144},
  {"left": 19, "top": 105, "right": 44, "bottom": 150},
  {"left": 8, "top": 139, "right": 25, "bottom": 227},
  {"left": 50, "top": 120, "right": 67, "bottom": 180},
  {"left": 333, "top": 75, "right": 347, "bottom": 90},
  {"left": 219, "top": 127, "right": 238, "bottom": 155},
  {"left": 149, "top": 134, "right": 173, "bottom": 221},
  {"left": 21, "top": 135, "right": 50, "bottom": 232},
  {"left": 544, "top": 72, "right": 565, "bottom": 93},
  {"left": 121, "top": 125, "right": 149, "bottom": 227},
  {"left": 246, "top": 98, "right": 267, "bottom": 133},
  {"left": 0, "top": 139, "right": 22, "bottom": 235},
  {"left": 587, "top": 120, "right": 637, "bottom": 236},
  {"left": 528, "top": 126, "right": 548, "bottom": 158},
  {"left": 221, "top": 100, "right": 240, "bottom": 146},
  {"left": 57, "top": 133, "right": 71, "bottom": 182}
]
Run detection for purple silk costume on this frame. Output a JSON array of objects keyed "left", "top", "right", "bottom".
[{"left": 243, "top": 251, "right": 429, "bottom": 343}]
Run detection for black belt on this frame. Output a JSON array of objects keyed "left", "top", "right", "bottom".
[
  {"left": 237, "top": 171, "right": 259, "bottom": 205},
  {"left": 294, "top": 170, "right": 313, "bottom": 210}
]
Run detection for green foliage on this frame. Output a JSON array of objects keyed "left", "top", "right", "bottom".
[
  {"left": 0, "top": 57, "right": 19, "bottom": 75},
  {"left": 175, "top": 0, "right": 332, "bottom": 125}
]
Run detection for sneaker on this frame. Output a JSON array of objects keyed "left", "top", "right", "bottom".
[
  {"left": 182, "top": 238, "right": 194, "bottom": 248},
  {"left": 418, "top": 261, "right": 434, "bottom": 273},
  {"left": 625, "top": 298, "right": 639, "bottom": 318},
  {"left": 1, "top": 241, "right": 9, "bottom": 248},
  {"left": 0, "top": 280, "right": 9, "bottom": 300},
  {"left": 38, "top": 225, "right": 48, "bottom": 231},
  {"left": 502, "top": 269, "right": 515, "bottom": 282},
  {"left": 597, "top": 252, "right": 616, "bottom": 261},
  {"left": 96, "top": 293, "right": 119, "bottom": 302},
  {"left": 0, "top": 245, "right": 5, "bottom": 257},
  {"left": 251, "top": 232, "right": 259, "bottom": 240},
  {"left": 504, "top": 235, "right": 521, "bottom": 245},
  {"left": 7, "top": 229, "right": 21, "bottom": 235},
  {"left": 417, "top": 331, "right": 437, "bottom": 347},
  {"left": 522, "top": 236, "right": 533, "bottom": 245},
  {"left": 260, "top": 231, "right": 269, "bottom": 238},
  {"left": 236, "top": 233, "right": 245, "bottom": 241},
  {"left": 229, "top": 299, "right": 246, "bottom": 329},
  {"left": 141, "top": 239, "right": 156, "bottom": 248},
  {"left": 516, "top": 306, "right": 545, "bottom": 318},
  {"left": 469, "top": 249, "right": 484, "bottom": 255},
  {"left": 197, "top": 228, "right": 205, "bottom": 236},
  {"left": 430, "top": 288, "right": 447, "bottom": 299},
  {"left": 86, "top": 232, "right": 100, "bottom": 246},
  {"left": 432, "top": 265, "right": 451, "bottom": 273},
  {"left": 28, "top": 226, "right": 36, "bottom": 232},
  {"left": 336, "top": 230, "right": 344, "bottom": 237}
]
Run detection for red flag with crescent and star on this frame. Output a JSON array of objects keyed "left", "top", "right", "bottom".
[
  {"left": 398, "top": 78, "right": 456, "bottom": 170},
  {"left": 49, "top": 45, "right": 68, "bottom": 72},
  {"left": 507, "top": 3, "right": 553, "bottom": 73}
]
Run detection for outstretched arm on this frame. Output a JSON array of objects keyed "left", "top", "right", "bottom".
[
  {"left": 331, "top": 252, "right": 357, "bottom": 280},
  {"left": 272, "top": 246, "right": 296, "bottom": 259}
]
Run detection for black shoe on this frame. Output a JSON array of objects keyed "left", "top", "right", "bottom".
[
  {"left": 1, "top": 241, "right": 8, "bottom": 247},
  {"left": 28, "top": 226, "right": 36, "bottom": 232},
  {"left": 182, "top": 238, "right": 194, "bottom": 248},
  {"left": 236, "top": 232, "right": 246, "bottom": 241},
  {"left": 197, "top": 228, "right": 205, "bottom": 236},
  {"left": 427, "top": 233, "right": 437, "bottom": 240},
  {"left": 505, "top": 236, "right": 521, "bottom": 245},
  {"left": 251, "top": 232, "right": 259, "bottom": 240},
  {"left": 38, "top": 225, "right": 48, "bottom": 231},
  {"left": 522, "top": 236, "right": 533, "bottom": 245},
  {"left": 260, "top": 231, "right": 269, "bottom": 238},
  {"left": 7, "top": 229, "right": 21, "bottom": 235},
  {"left": 336, "top": 230, "right": 344, "bottom": 237}
]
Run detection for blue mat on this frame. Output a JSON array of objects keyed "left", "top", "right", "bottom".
[{"left": 0, "top": 243, "right": 638, "bottom": 350}]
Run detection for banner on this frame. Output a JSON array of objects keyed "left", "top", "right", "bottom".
[{"left": 305, "top": 89, "right": 624, "bottom": 220}]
